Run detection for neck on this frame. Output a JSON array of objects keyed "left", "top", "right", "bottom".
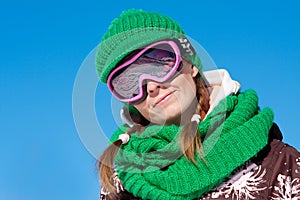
[{"left": 165, "top": 97, "right": 200, "bottom": 126}]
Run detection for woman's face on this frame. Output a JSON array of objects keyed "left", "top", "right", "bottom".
[{"left": 133, "top": 60, "right": 199, "bottom": 125}]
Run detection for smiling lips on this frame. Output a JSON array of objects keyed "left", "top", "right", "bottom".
[{"left": 153, "top": 91, "right": 175, "bottom": 107}]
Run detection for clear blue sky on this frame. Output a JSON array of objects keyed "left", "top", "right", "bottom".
[{"left": 1, "top": 0, "right": 299, "bottom": 199}]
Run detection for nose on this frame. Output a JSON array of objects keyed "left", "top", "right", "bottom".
[{"left": 147, "top": 81, "right": 162, "bottom": 97}]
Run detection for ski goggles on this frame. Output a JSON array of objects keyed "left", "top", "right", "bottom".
[
  {"left": 107, "top": 40, "right": 183, "bottom": 104},
  {"left": 107, "top": 40, "right": 182, "bottom": 103}
]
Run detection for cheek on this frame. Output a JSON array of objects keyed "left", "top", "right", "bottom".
[
  {"left": 133, "top": 102, "right": 151, "bottom": 121},
  {"left": 176, "top": 76, "right": 197, "bottom": 109},
  {"left": 179, "top": 75, "right": 197, "bottom": 97}
]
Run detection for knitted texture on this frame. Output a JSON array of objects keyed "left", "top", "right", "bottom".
[
  {"left": 110, "top": 89, "right": 274, "bottom": 200},
  {"left": 95, "top": 9, "right": 202, "bottom": 83}
]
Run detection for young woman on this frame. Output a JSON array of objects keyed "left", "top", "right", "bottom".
[{"left": 96, "top": 9, "right": 300, "bottom": 200}]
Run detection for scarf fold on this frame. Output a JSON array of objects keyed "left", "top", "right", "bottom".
[{"left": 110, "top": 89, "right": 274, "bottom": 200}]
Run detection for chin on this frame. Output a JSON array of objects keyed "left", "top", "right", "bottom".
[{"left": 149, "top": 106, "right": 182, "bottom": 125}]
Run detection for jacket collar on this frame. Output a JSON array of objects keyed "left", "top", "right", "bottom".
[{"left": 203, "top": 69, "right": 240, "bottom": 117}]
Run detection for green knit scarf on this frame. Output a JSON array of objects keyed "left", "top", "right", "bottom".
[{"left": 110, "top": 89, "right": 274, "bottom": 200}]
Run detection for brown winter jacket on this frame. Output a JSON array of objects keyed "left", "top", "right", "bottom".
[{"left": 100, "top": 123, "right": 300, "bottom": 199}]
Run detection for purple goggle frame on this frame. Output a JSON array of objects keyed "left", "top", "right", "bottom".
[{"left": 107, "top": 40, "right": 182, "bottom": 103}]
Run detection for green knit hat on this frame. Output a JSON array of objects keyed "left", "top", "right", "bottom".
[{"left": 95, "top": 9, "right": 202, "bottom": 83}]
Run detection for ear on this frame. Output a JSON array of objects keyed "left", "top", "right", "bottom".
[{"left": 191, "top": 65, "right": 199, "bottom": 78}]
